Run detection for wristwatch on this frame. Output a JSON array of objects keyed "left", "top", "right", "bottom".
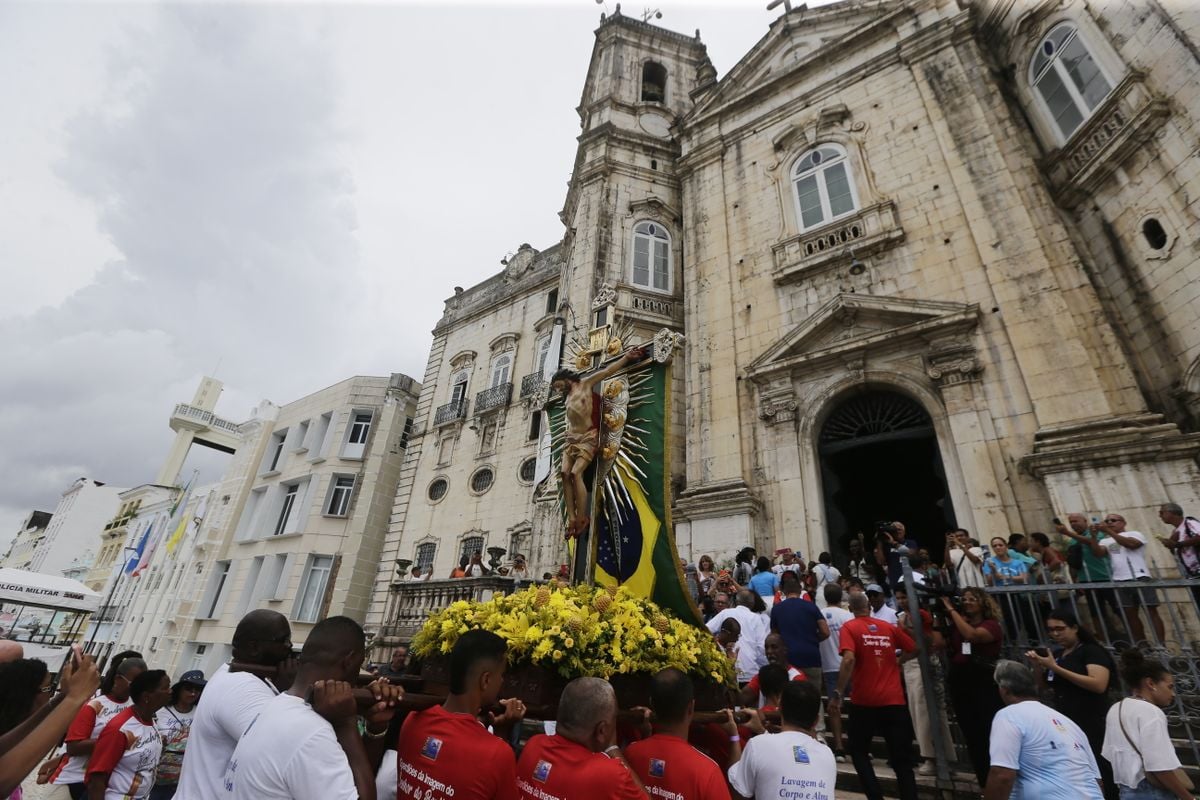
[{"left": 831, "top": 690, "right": 842, "bottom": 700}]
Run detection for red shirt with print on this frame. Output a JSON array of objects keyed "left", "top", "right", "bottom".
[
  {"left": 516, "top": 734, "right": 643, "bottom": 800},
  {"left": 626, "top": 733, "right": 730, "bottom": 800},
  {"left": 396, "top": 704, "right": 517, "bottom": 800},
  {"left": 839, "top": 615, "right": 914, "bottom": 707}
]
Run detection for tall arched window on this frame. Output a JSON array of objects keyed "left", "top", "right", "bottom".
[
  {"left": 641, "top": 62, "right": 667, "bottom": 102},
  {"left": 449, "top": 369, "right": 470, "bottom": 406},
  {"left": 1030, "top": 22, "right": 1113, "bottom": 142},
  {"left": 534, "top": 335, "right": 552, "bottom": 374},
  {"left": 632, "top": 221, "right": 671, "bottom": 293},
  {"left": 490, "top": 353, "right": 512, "bottom": 387},
  {"left": 792, "top": 145, "right": 859, "bottom": 232}
]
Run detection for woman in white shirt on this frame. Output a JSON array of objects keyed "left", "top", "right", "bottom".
[
  {"left": 810, "top": 552, "right": 841, "bottom": 609},
  {"left": 1102, "top": 649, "right": 1194, "bottom": 799}
]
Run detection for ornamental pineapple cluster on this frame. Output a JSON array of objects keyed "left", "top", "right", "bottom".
[{"left": 410, "top": 583, "right": 735, "bottom": 686}]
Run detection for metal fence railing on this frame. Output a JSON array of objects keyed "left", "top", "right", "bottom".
[{"left": 897, "top": 560, "right": 1200, "bottom": 792}]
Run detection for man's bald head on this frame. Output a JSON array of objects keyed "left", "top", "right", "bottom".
[
  {"left": 232, "top": 609, "right": 292, "bottom": 666},
  {"left": 0, "top": 640, "right": 23, "bottom": 663},
  {"left": 300, "top": 616, "right": 365, "bottom": 679},
  {"left": 735, "top": 589, "right": 757, "bottom": 608},
  {"left": 556, "top": 677, "right": 617, "bottom": 751},
  {"left": 848, "top": 593, "right": 870, "bottom": 615}
]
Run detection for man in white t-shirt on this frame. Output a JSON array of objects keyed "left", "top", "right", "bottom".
[
  {"left": 944, "top": 529, "right": 985, "bottom": 589},
  {"left": 706, "top": 590, "right": 768, "bottom": 684},
  {"left": 865, "top": 585, "right": 898, "bottom": 625},
  {"left": 1102, "top": 514, "right": 1166, "bottom": 644},
  {"left": 224, "top": 616, "right": 403, "bottom": 800},
  {"left": 986, "top": 661, "right": 1102, "bottom": 800},
  {"left": 176, "top": 610, "right": 295, "bottom": 800},
  {"left": 818, "top": 583, "right": 853, "bottom": 760},
  {"left": 728, "top": 682, "right": 836, "bottom": 800}
]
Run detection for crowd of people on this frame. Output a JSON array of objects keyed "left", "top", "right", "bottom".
[{"left": 0, "top": 502, "right": 1196, "bottom": 800}]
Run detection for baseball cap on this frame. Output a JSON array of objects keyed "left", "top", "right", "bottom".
[
  {"left": 865, "top": 583, "right": 884, "bottom": 594},
  {"left": 176, "top": 670, "right": 207, "bottom": 688}
]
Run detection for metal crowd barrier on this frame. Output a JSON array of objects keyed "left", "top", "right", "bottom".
[{"left": 899, "top": 560, "right": 1200, "bottom": 790}]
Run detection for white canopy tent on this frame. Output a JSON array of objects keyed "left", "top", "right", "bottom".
[{"left": 0, "top": 568, "right": 102, "bottom": 613}]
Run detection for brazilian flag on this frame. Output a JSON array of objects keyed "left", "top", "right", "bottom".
[{"left": 547, "top": 360, "right": 702, "bottom": 627}]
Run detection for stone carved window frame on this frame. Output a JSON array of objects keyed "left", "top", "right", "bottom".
[
  {"left": 766, "top": 111, "right": 902, "bottom": 284},
  {"left": 1008, "top": 11, "right": 1126, "bottom": 150},
  {"left": 619, "top": 196, "right": 680, "bottom": 299},
  {"left": 630, "top": 220, "right": 673, "bottom": 295},
  {"left": 790, "top": 143, "right": 862, "bottom": 233},
  {"left": 1133, "top": 208, "right": 1178, "bottom": 261}
]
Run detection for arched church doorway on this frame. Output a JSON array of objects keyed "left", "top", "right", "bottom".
[{"left": 818, "top": 389, "right": 956, "bottom": 566}]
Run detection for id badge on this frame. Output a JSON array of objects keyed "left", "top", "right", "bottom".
[{"left": 961, "top": 642, "right": 972, "bottom": 655}]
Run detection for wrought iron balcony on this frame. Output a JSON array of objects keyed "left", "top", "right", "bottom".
[
  {"left": 520, "top": 372, "right": 547, "bottom": 399},
  {"left": 433, "top": 399, "right": 469, "bottom": 427},
  {"left": 475, "top": 383, "right": 512, "bottom": 415}
]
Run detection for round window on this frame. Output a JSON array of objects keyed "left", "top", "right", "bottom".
[
  {"left": 427, "top": 478, "right": 448, "bottom": 502},
  {"left": 519, "top": 457, "right": 537, "bottom": 484},
  {"left": 470, "top": 468, "right": 495, "bottom": 494}
]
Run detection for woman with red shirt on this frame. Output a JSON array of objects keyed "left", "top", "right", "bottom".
[{"left": 940, "top": 587, "right": 1005, "bottom": 788}]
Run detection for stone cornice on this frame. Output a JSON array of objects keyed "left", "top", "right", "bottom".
[
  {"left": 674, "top": 479, "right": 763, "bottom": 522},
  {"left": 1020, "top": 414, "right": 1200, "bottom": 478}
]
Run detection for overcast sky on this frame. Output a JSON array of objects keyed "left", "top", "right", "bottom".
[{"left": 0, "top": 0, "right": 794, "bottom": 555}]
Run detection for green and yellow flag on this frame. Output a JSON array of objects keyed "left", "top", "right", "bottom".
[{"left": 549, "top": 358, "right": 702, "bottom": 626}]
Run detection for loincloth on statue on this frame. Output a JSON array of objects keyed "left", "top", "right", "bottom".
[{"left": 564, "top": 428, "right": 599, "bottom": 462}]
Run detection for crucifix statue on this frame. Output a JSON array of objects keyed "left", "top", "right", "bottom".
[{"left": 550, "top": 346, "right": 646, "bottom": 539}]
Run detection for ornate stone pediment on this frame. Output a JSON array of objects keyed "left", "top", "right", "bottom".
[{"left": 745, "top": 294, "right": 980, "bottom": 382}]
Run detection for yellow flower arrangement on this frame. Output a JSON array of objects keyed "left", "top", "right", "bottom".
[{"left": 410, "top": 584, "right": 735, "bottom": 687}]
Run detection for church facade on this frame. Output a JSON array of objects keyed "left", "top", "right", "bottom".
[{"left": 368, "top": 0, "right": 1200, "bottom": 635}]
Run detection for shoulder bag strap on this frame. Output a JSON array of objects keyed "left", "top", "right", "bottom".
[{"left": 1117, "top": 700, "right": 1144, "bottom": 761}]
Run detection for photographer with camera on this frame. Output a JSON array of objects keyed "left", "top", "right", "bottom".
[{"left": 874, "top": 521, "right": 918, "bottom": 592}]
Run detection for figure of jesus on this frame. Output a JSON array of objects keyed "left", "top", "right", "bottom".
[{"left": 551, "top": 346, "right": 645, "bottom": 537}]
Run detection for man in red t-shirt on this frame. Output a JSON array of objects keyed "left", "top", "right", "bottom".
[
  {"left": 829, "top": 593, "right": 918, "bottom": 800},
  {"left": 739, "top": 633, "right": 807, "bottom": 708},
  {"left": 397, "top": 630, "right": 525, "bottom": 799},
  {"left": 625, "top": 668, "right": 731, "bottom": 800},
  {"left": 516, "top": 677, "right": 647, "bottom": 800}
]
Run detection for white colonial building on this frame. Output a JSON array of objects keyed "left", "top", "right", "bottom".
[
  {"left": 104, "top": 374, "right": 419, "bottom": 677},
  {"left": 6, "top": 478, "right": 124, "bottom": 579}
]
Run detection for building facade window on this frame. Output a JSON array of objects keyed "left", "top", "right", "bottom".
[
  {"left": 342, "top": 411, "right": 373, "bottom": 459},
  {"left": 527, "top": 413, "right": 541, "bottom": 442},
  {"left": 415, "top": 542, "right": 436, "bottom": 574},
  {"left": 274, "top": 484, "right": 299, "bottom": 536},
  {"left": 792, "top": 145, "right": 859, "bottom": 231},
  {"left": 427, "top": 478, "right": 449, "bottom": 503},
  {"left": 641, "top": 61, "right": 667, "bottom": 102},
  {"left": 326, "top": 475, "right": 355, "bottom": 517},
  {"left": 399, "top": 417, "right": 414, "bottom": 449},
  {"left": 264, "top": 429, "right": 287, "bottom": 473},
  {"left": 490, "top": 354, "right": 512, "bottom": 387},
  {"left": 347, "top": 412, "right": 372, "bottom": 445},
  {"left": 535, "top": 335, "right": 552, "bottom": 375},
  {"left": 519, "top": 457, "right": 537, "bottom": 483},
  {"left": 632, "top": 221, "right": 671, "bottom": 293},
  {"left": 450, "top": 370, "right": 470, "bottom": 406},
  {"left": 545, "top": 288, "right": 558, "bottom": 316},
  {"left": 203, "top": 562, "right": 230, "bottom": 619},
  {"left": 295, "top": 554, "right": 333, "bottom": 623},
  {"left": 459, "top": 535, "right": 485, "bottom": 564},
  {"left": 470, "top": 467, "right": 495, "bottom": 495},
  {"left": 1030, "top": 22, "right": 1114, "bottom": 142}
]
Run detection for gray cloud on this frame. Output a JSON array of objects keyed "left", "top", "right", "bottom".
[{"left": 1, "top": 5, "right": 362, "bottom": 537}]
